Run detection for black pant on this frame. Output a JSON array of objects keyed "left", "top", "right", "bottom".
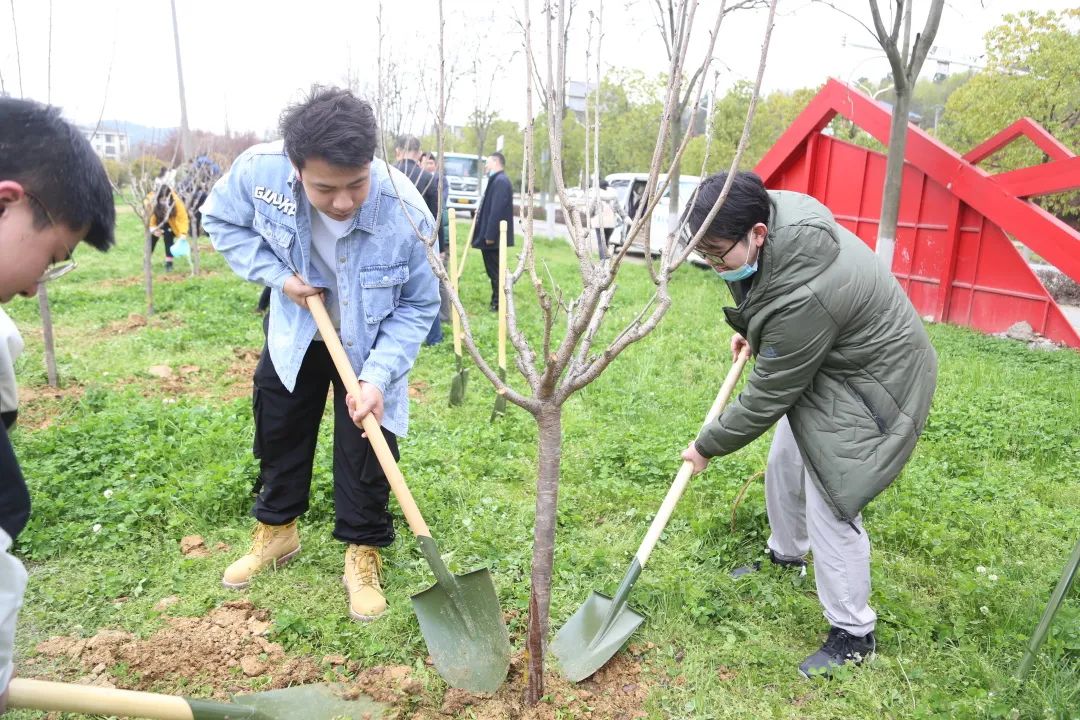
[
  {"left": 151, "top": 226, "right": 175, "bottom": 259},
  {"left": 0, "top": 421, "right": 30, "bottom": 541},
  {"left": 257, "top": 286, "right": 272, "bottom": 312},
  {"left": 482, "top": 248, "right": 500, "bottom": 306},
  {"left": 251, "top": 337, "right": 399, "bottom": 547}
]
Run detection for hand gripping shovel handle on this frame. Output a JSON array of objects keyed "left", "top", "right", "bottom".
[
  {"left": 636, "top": 347, "right": 750, "bottom": 569},
  {"left": 8, "top": 678, "right": 253, "bottom": 719},
  {"left": 307, "top": 294, "right": 431, "bottom": 540}
]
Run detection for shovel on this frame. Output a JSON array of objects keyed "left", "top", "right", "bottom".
[
  {"left": 448, "top": 209, "right": 468, "bottom": 406},
  {"left": 491, "top": 220, "right": 508, "bottom": 421},
  {"left": 552, "top": 348, "right": 751, "bottom": 681},
  {"left": 8, "top": 677, "right": 384, "bottom": 719},
  {"left": 308, "top": 294, "right": 511, "bottom": 693}
]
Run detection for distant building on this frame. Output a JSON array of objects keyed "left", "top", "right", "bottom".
[
  {"left": 566, "top": 80, "right": 597, "bottom": 122},
  {"left": 79, "top": 126, "right": 129, "bottom": 160}
]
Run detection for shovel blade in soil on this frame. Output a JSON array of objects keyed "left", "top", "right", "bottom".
[
  {"left": 490, "top": 367, "right": 507, "bottom": 421},
  {"left": 552, "top": 591, "right": 645, "bottom": 682},
  {"left": 411, "top": 568, "right": 511, "bottom": 693},
  {"left": 449, "top": 357, "right": 468, "bottom": 406},
  {"left": 229, "top": 683, "right": 386, "bottom": 720}
]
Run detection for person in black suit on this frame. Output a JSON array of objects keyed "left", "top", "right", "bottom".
[{"left": 470, "top": 152, "right": 514, "bottom": 311}]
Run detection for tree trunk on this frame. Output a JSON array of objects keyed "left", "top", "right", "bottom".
[
  {"left": 37, "top": 285, "right": 58, "bottom": 387},
  {"left": 169, "top": 0, "right": 193, "bottom": 162},
  {"left": 144, "top": 230, "right": 155, "bottom": 316},
  {"left": 526, "top": 403, "right": 562, "bottom": 705},
  {"left": 666, "top": 113, "right": 685, "bottom": 235},
  {"left": 876, "top": 88, "right": 912, "bottom": 270}
]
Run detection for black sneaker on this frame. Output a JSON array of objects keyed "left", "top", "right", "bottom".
[
  {"left": 798, "top": 627, "right": 876, "bottom": 679},
  {"left": 731, "top": 548, "right": 807, "bottom": 578}
]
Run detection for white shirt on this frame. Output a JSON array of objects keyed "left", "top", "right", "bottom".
[
  {"left": 308, "top": 208, "right": 355, "bottom": 335},
  {"left": 0, "top": 527, "right": 27, "bottom": 693},
  {"left": 0, "top": 309, "right": 23, "bottom": 416}
]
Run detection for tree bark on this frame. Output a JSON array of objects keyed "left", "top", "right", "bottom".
[
  {"left": 870, "top": 0, "right": 944, "bottom": 268},
  {"left": 169, "top": 0, "right": 193, "bottom": 162},
  {"left": 666, "top": 113, "right": 684, "bottom": 233},
  {"left": 526, "top": 402, "right": 562, "bottom": 704},
  {"left": 37, "top": 285, "right": 58, "bottom": 387},
  {"left": 875, "top": 87, "right": 912, "bottom": 268},
  {"left": 144, "top": 230, "right": 155, "bottom": 316}
]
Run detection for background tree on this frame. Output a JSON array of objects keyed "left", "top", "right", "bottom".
[
  {"left": 651, "top": 0, "right": 765, "bottom": 230},
  {"left": 938, "top": 9, "right": 1080, "bottom": 219},
  {"left": 865, "top": 0, "right": 944, "bottom": 267},
  {"left": 421, "top": 0, "right": 780, "bottom": 703}
]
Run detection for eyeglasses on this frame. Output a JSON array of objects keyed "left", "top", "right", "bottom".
[
  {"left": 40, "top": 256, "right": 78, "bottom": 283},
  {"left": 26, "top": 191, "right": 79, "bottom": 284},
  {"left": 700, "top": 238, "right": 747, "bottom": 270}
]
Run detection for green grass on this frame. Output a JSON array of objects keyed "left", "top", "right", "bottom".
[{"left": 5, "top": 212, "right": 1079, "bottom": 718}]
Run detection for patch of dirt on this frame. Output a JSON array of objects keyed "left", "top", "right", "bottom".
[
  {"left": 29, "top": 602, "right": 653, "bottom": 718},
  {"left": 31, "top": 600, "right": 321, "bottom": 697},
  {"left": 179, "top": 534, "right": 214, "bottom": 558},
  {"left": 105, "top": 313, "right": 149, "bottom": 334},
  {"left": 408, "top": 380, "right": 430, "bottom": 402},
  {"left": 15, "top": 383, "right": 86, "bottom": 430},
  {"left": 223, "top": 347, "right": 261, "bottom": 401}
]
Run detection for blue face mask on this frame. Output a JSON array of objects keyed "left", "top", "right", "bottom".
[{"left": 715, "top": 233, "right": 759, "bottom": 281}]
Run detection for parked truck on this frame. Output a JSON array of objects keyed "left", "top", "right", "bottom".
[{"left": 441, "top": 152, "right": 484, "bottom": 216}]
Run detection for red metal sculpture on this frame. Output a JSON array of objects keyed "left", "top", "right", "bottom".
[{"left": 755, "top": 79, "right": 1080, "bottom": 348}]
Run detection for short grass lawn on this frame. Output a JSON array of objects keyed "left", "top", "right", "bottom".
[{"left": 5, "top": 210, "right": 1079, "bottom": 718}]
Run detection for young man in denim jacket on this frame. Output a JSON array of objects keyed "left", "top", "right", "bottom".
[{"left": 202, "top": 86, "right": 439, "bottom": 622}]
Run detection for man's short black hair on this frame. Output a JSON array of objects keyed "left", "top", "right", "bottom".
[
  {"left": 0, "top": 98, "right": 115, "bottom": 250},
  {"left": 489, "top": 152, "right": 506, "bottom": 168},
  {"left": 395, "top": 135, "right": 421, "bottom": 154},
  {"left": 687, "top": 171, "right": 771, "bottom": 246},
  {"left": 280, "top": 85, "right": 378, "bottom": 170}
]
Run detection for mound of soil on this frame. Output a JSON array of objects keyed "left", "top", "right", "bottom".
[
  {"left": 32, "top": 600, "right": 321, "bottom": 695},
  {"left": 28, "top": 600, "right": 652, "bottom": 719}
]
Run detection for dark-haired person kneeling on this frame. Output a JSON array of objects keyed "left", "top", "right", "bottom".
[
  {"left": 202, "top": 86, "right": 438, "bottom": 623},
  {"left": 0, "top": 97, "right": 116, "bottom": 712},
  {"left": 678, "top": 171, "right": 937, "bottom": 679}
]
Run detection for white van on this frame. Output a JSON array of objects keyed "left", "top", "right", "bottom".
[{"left": 605, "top": 173, "right": 705, "bottom": 264}]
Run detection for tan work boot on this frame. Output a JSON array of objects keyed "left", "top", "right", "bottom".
[
  {"left": 343, "top": 544, "right": 387, "bottom": 621},
  {"left": 221, "top": 520, "right": 301, "bottom": 589}
]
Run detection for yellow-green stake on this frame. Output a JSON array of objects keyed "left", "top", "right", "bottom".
[
  {"left": 448, "top": 209, "right": 468, "bottom": 405},
  {"left": 491, "top": 220, "right": 508, "bottom": 421}
]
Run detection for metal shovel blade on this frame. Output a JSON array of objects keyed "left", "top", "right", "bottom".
[
  {"left": 490, "top": 366, "right": 507, "bottom": 421},
  {"left": 411, "top": 567, "right": 511, "bottom": 692},
  {"left": 229, "top": 683, "right": 387, "bottom": 720},
  {"left": 449, "top": 354, "right": 468, "bottom": 406},
  {"left": 551, "top": 591, "right": 645, "bottom": 682}
]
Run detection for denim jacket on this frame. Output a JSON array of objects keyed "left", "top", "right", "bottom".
[{"left": 201, "top": 141, "right": 439, "bottom": 437}]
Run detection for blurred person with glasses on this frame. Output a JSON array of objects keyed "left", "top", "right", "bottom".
[{"left": 0, "top": 97, "right": 116, "bottom": 712}]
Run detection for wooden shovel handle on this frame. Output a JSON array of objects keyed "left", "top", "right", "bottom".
[
  {"left": 9, "top": 678, "right": 194, "bottom": 719},
  {"left": 497, "top": 221, "right": 507, "bottom": 370},
  {"left": 448, "top": 210, "right": 463, "bottom": 357},
  {"left": 308, "top": 294, "right": 432, "bottom": 539},
  {"left": 635, "top": 348, "right": 750, "bottom": 567}
]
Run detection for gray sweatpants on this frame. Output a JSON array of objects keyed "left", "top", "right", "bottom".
[{"left": 766, "top": 416, "right": 877, "bottom": 636}]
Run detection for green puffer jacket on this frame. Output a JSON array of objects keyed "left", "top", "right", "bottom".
[{"left": 695, "top": 191, "right": 937, "bottom": 523}]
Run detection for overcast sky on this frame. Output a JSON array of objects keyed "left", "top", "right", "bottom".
[{"left": 0, "top": 0, "right": 1069, "bottom": 139}]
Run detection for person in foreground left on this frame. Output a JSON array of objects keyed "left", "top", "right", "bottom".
[{"left": 0, "top": 96, "right": 116, "bottom": 713}]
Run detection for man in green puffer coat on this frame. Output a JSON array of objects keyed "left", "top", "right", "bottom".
[{"left": 679, "top": 171, "right": 937, "bottom": 679}]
